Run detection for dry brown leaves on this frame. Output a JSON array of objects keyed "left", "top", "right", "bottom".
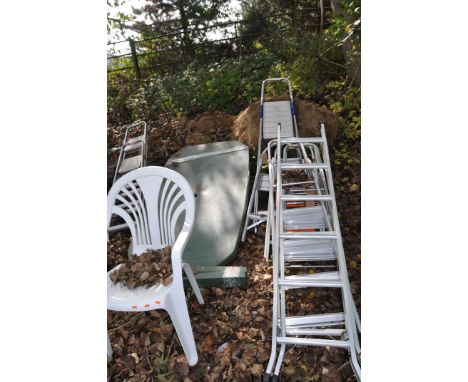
[
  {"left": 107, "top": 106, "right": 361, "bottom": 381},
  {"left": 108, "top": 227, "right": 359, "bottom": 381},
  {"left": 110, "top": 246, "right": 173, "bottom": 289},
  {"left": 108, "top": 232, "right": 132, "bottom": 271}
]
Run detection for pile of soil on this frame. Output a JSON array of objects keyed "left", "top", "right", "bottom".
[
  {"left": 110, "top": 247, "right": 173, "bottom": 289},
  {"left": 231, "top": 98, "right": 342, "bottom": 148},
  {"left": 182, "top": 113, "right": 234, "bottom": 146},
  {"left": 107, "top": 100, "right": 341, "bottom": 188}
]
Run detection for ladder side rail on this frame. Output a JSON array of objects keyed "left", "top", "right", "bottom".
[
  {"left": 274, "top": 122, "right": 288, "bottom": 376},
  {"left": 241, "top": 149, "right": 266, "bottom": 241},
  {"left": 320, "top": 124, "right": 361, "bottom": 379},
  {"left": 113, "top": 125, "right": 131, "bottom": 184},
  {"left": 276, "top": 124, "right": 288, "bottom": 344},
  {"left": 264, "top": 137, "right": 281, "bottom": 378},
  {"left": 314, "top": 144, "right": 332, "bottom": 222},
  {"left": 308, "top": 143, "right": 334, "bottom": 231},
  {"left": 305, "top": 142, "right": 333, "bottom": 231},
  {"left": 265, "top": 139, "right": 279, "bottom": 260},
  {"left": 141, "top": 121, "right": 147, "bottom": 166}
]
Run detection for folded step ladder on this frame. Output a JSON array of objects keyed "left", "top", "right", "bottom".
[
  {"left": 242, "top": 78, "right": 302, "bottom": 252},
  {"left": 112, "top": 121, "right": 147, "bottom": 184},
  {"left": 109, "top": 121, "right": 148, "bottom": 232},
  {"left": 264, "top": 123, "right": 361, "bottom": 382}
]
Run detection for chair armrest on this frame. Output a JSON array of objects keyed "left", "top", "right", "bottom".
[{"left": 170, "top": 224, "right": 192, "bottom": 283}]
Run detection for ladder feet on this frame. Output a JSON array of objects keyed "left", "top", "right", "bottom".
[{"left": 263, "top": 373, "right": 271, "bottom": 382}]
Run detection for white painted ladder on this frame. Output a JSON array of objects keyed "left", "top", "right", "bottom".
[{"left": 264, "top": 123, "right": 361, "bottom": 382}]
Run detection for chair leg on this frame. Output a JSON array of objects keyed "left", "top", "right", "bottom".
[
  {"left": 107, "top": 332, "right": 113, "bottom": 358},
  {"left": 182, "top": 263, "right": 205, "bottom": 304},
  {"left": 166, "top": 288, "right": 199, "bottom": 366}
]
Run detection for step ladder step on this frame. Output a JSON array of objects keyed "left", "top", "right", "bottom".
[
  {"left": 277, "top": 337, "right": 350, "bottom": 349},
  {"left": 283, "top": 206, "right": 327, "bottom": 231},
  {"left": 285, "top": 327, "right": 346, "bottom": 336},
  {"left": 284, "top": 252, "right": 336, "bottom": 261},
  {"left": 280, "top": 232, "right": 337, "bottom": 240},
  {"left": 123, "top": 142, "right": 143, "bottom": 152},
  {"left": 280, "top": 137, "right": 325, "bottom": 144},
  {"left": 126, "top": 134, "right": 145, "bottom": 144},
  {"left": 284, "top": 312, "right": 345, "bottom": 328},
  {"left": 281, "top": 194, "right": 333, "bottom": 201},
  {"left": 260, "top": 178, "right": 318, "bottom": 191},
  {"left": 283, "top": 239, "right": 336, "bottom": 262},
  {"left": 281, "top": 163, "right": 328, "bottom": 170},
  {"left": 118, "top": 156, "right": 142, "bottom": 174},
  {"left": 279, "top": 272, "right": 343, "bottom": 288}
]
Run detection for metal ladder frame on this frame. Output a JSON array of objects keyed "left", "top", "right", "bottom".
[
  {"left": 264, "top": 123, "right": 361, "bottom": 382},
  {"left": 241, "top": 78, "right": 300, "bottom": 253},
  {"left": 109, "top": 121, "right": 148, "bottom": 233},
  {"left": 112, "top": 121, "right": 148, "bottom": 184}
]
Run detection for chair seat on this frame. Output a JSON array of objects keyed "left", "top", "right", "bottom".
[{"left": 107, "top": 265, "right": 171, "bottom": 312}]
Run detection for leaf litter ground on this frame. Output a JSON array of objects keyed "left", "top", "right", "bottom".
[{"left": 108, "top": 110, "right": 360, "bottom": 382}]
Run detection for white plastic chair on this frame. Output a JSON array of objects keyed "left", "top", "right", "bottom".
[{"left": 107, "top": 166, "right": 205, "bottom": 366}]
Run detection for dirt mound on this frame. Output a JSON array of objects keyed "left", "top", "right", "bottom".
[
  {"left": 183, "top": 112, "right": 234, "bottom": 145},
  {"left": 231, "top": 98, "right": 341, "bottom": 148},
  {"left": 108, "top": 102, "right": 340, "bottom": 188}
]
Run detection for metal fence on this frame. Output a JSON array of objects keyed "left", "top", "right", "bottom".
[{"left": 107, "top": 6, "right": 331, "bottom": 79}]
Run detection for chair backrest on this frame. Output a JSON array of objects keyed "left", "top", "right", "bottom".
[{"left": 107, "top": 166, "right": 195, "bottom": 255}]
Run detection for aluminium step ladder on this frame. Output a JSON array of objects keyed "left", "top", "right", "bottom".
[
  {"left": 112, "top": 121, "right": 147, "bottom": 184},
  {"left": 242, "top": 78, "right": 300, "bottom": 254},
  {"left": 109, "top": 121, "right": 148, "bottom": 233},
  {"left": 242, "top": 78, "right": 317, "bottom": 260},
  {"left": 264, "top": 123, "right": 361, "bottom": 382}
]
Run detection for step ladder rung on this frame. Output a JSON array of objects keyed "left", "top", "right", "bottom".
[
  {"left": 284, "top": 313, "right": 345, "bottom": 327},
  {"left": 284, "top": 253, "right": 336, "bottom": 261},
  {"left": 283, "top": 238, "right": 334, "bottom": 250},
  {"left": 280, "top": 232, "right": 337, "bottom": 240},
  {"left": 281, "top": 194, "right": 333, "bottom": 201},
  {"left": 280, "top": 137, "right": 325, "bottom": 144},
  {"left": 279, "top": 272, "right": 343, "bottom": 288},
  {"left": 118, "top": 155, "right": 143, "bottom": 174},
  {"left": 285, "top": 328, "right": 345, "bottom": 336},
  {"left": 277, "top": 337, "right": 350, "bottom": 349},
  {"left": 281, "top": 163, "right": 328, "bottom": 170}
]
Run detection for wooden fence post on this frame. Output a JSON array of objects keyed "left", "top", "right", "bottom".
[{"left": 128, "top": 38, "right": 141, "bottom": 79}]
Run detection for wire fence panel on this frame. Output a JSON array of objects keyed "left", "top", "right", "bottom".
[{"left": 107, "top": 7, "right": 330, "bottom": 77}]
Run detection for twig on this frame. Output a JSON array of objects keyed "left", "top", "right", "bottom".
[
  {"left": 337, "top": 360, "right": 350, "bottom": 372},
  {"left": 108, "top": 312, "right": 144, "bottom": 331},
  {"left": 166, "top": 335, "right": 176, "bottom": 359},
  {"left": 319, "top": 54, "right": 346, "bottom": 69},
  {"left": 145, "top": 345, "right": 153, "bottom": 373}
]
